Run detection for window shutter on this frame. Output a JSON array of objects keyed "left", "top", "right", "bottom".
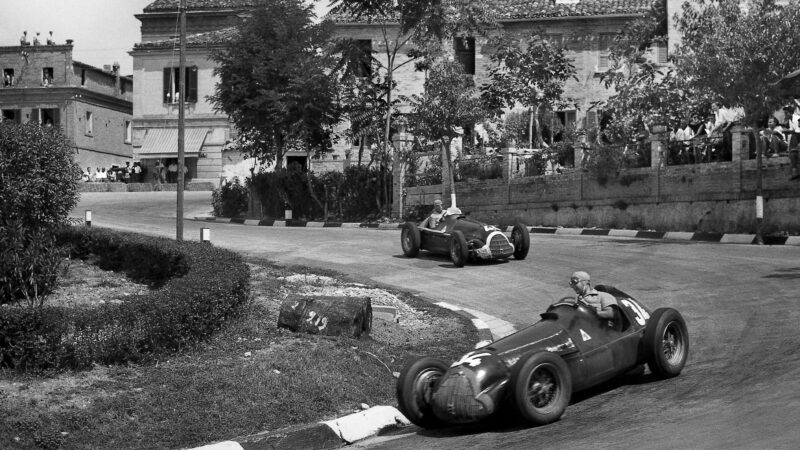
[
  {"left": 187, "top": 66, "right": 198, "bottom": 102},
  {"left": 585, "top": 111, "right": 598, "bottom": 130},
  {"left": 163, "top": 68, "right": 171, "bottom": 103}
]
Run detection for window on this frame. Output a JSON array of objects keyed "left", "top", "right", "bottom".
[
  {"left": 583, "top": 110, "right": 599, "bottom": 130},
  {"left": 42, "top": 67, "right": 54, "bottom": 86},
  {"left": 597, "top": 34, "right": 616, "bottom": 71},
  {"left": 81, "top": 69, "right": 86, "bottom": 86},
  {"left": 348, "top": 39, "right": 372, "bottom": 78},
  {"left": 33, "top": 108, "right": 59, "bottom": 127},
  {"left": 3, "top": 69, "right": 14, "bottom": 86},
  {"left": 454, "top": 37, "right": 476, "bottom": 75},
  {"left": 125, "top": 120, "right": 132, "bottom": 143},
  {"left": 85, "top": 111, "right": 93, "bottom": 135},
  {"left": 652, "top": 42, "right": 668, "bottom": 65},
  {"left": 552, "top": 110, "right": 577, "bottom": 142},
  {"left": 163, "top": 66, "right": 198, "bottom": 103}
]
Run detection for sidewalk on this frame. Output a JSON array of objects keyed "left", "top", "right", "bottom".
[{"left": 191, "top": 215, "right": 800, "bottom": 246}]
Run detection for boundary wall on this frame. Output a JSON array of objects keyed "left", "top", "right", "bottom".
[{"left": 405, "top": 157, "right": 800, "bottom": 235}]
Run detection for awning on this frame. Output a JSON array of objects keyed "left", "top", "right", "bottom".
[{"left": 137, "top": 128, "right": 208, "bottom": 158}]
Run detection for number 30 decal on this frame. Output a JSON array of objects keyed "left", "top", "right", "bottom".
[{"left": 620, "top": 299, "right": 650, "bottom": 326}]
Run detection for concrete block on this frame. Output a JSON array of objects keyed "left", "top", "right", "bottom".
[
  {"left": 720, "top": 234, "right": 756, "bottom": 244},
  {"left": 664, "top": 231, "right": 694, "bottom": 240},
  {"left": 608, "top": 229, "right": 638, "bottom": 237}
]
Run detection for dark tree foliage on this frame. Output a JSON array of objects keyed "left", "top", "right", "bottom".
[{"left": 209, "top": 0, "right": 341, "bottom": 168}]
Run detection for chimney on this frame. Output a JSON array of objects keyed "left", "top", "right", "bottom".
[{"left": 66, "top": 39, "right": 73, "bottom": 45}]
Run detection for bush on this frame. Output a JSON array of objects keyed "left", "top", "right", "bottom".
[
  {"left": 251, "top": 165, "right": 391, "bottom": 221},
  {"left": 0, "top": 222, "right": 67, "bottom": 306},
  {"left": 0, "top": 122, "right": 80, "bottom": 305},
  {"left": 0, "top": 227, "right": 250, "bottom": 372},
  {"left": 0, "top": 122, "right": 81, "bottom": 228},
  {"left": 212, "top": 177, "right": 250, "bottom": 217}
]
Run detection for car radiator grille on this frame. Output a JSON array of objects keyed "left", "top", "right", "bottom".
[
  {"left": 432, "top": 369, "right": 495, "bottom": 423},
  {"left": 489, "top": 234, "right": 514, "bottom": 258}
]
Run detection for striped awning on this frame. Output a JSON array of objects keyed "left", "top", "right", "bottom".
[{"left": 137, "top": 128, "right": 208, "bottom": 158}]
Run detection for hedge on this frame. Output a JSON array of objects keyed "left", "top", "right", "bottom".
[{"left": 0, "top": 227, "right": 250, "bottom": 372}]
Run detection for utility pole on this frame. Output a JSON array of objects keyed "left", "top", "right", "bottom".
[
  {"left": 754, "top": 129, "right": 764, "bottom": 245},
  {"left": 176, "top": 0, "right": 186, "bottom": 241}
]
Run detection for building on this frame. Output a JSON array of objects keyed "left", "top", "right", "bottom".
[
  {"left": 131, "top": 0, "right": 263, "bottom": 185},
  {"left": 328, "top": 0, "right": 666, "bottom": 149},
  {"left": 0, "top": 40, "right": 134, "bottom": 171}
]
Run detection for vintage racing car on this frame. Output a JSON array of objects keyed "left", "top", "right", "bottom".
[
  {"left": 400, "top": 210, "right": 530, "bottom": 267},
  {"left": 396, "top": 286, "right": 689, "bottom": 427}
]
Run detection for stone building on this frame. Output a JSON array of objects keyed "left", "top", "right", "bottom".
[
  {"left": 328, "top": 0, "right": 667, "bottom": 150},
  {"left": 130, "top": 0, "right": 258, "bottom": 185},
  {"left": 0, "top": 40, "right": 134, "bottom": 170}
]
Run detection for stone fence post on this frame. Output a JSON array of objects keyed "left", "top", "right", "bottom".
[{"left": 730, "top": 126, "right": 752, "bottom": 161}]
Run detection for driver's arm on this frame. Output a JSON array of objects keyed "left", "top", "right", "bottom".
[{"left": 597, "top": 294, "right": 617, "bottom": 320}]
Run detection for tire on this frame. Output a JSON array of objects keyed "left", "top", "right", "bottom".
[
  {"left": 644, "top": 308, "right": 689, "bottom": 378},
  {"left": 396, "top": 357, "right": 448, "bottom": 428},
  {"left": 510, "top": 223, "right": 530, "bottom": 260},
  {"left": 401, "top": 222, "right": 421, "bottom": 257},
  {"left": 510, "top": 351, "right": 572, "bottom": 426},
  {"left": 449, "top": 230, "right": 468, "bottom": 267}
]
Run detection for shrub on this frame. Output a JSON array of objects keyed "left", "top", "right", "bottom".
[
  {"left": 0, "top": 227, "right": 250, "bottom": 372},
  {"left": 0, "top": 221, "right": 67, "bottom": 306},
  {"left": 0, "top": 122, "right": 80, "bottom": 305},
  {"left": 212, "top": 177, "right": 250, "bottom": 217},
  {"left": 0, "top": 122, "right": 81, "bottom": 228}
]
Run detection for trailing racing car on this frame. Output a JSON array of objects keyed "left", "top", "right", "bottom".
[
  {"left": 400, "top": 208, "right": 530, "bottom": 267},
  {"left": 396, "top": 286, "right": 689, "bottom": 427}
]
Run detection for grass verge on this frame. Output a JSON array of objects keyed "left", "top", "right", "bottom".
[{"left": 0, "top": 257, "right": 478, "bottom": 449}]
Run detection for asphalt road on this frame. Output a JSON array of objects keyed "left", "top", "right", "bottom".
[{"left": 75, "top": 191, "right": 800, "bottom": 449}]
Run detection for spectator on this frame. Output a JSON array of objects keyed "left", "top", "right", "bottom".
[
  {"left": 133, "top": 162, "right": 142, "bottom": 183},
  {"left": 83, "top": 167, "right": 92, "bottom": 182},
  {"left": 167, "top": 161, "right": 178, "bottom": 183},
  {"left": 96, "top": 167, "right": 107, "bottom": 182},
  {"left": 20, "top": 31, "right": 29, "bottom": 46},
  {"left": 182, "top": 164, "right": 190, "bottom": 187},
  {"left": 709, "top": 101, "right": 745, "bottom": 160},
  {"left": 759, "top": 116, "right": 787, "bottom": 158},
  {"left": 155, "top": 160, "right": 166, "bottom": 184},
  {"left": 46, "top": 31, "right": 54, "bottom": 45},
  {"left": 32, "top": 32, "right": 41, "bottom": 46},
  {"left": 672, "top": 117, "right": 695, "bottom": 164},
  {"left": 122, "top": 162, "right": 132, "bottom": 183},
  {"left": 788, "top": 100, "right": 800, "bottom": 180},
  {"left": 108, "top": 168, "right": 117, "bottom": 183}
]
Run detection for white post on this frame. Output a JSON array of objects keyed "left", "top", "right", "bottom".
[
  {"left": 85, "top": 210, "right": 92, "bottom": 227},
  {"left": 200, "top": 227, "right": 211, "bottom": 243}
]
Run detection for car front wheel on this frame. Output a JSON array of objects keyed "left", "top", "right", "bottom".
[
  {"left": 401, "top": 222, "right": 421, "bottom": 257},
  {"left": 396, "top": 357, "right": 448, "bottom": 428},
  {"left": 510, "top": 351, "right": 572, "bottom": 426},
  {"left": 511, "top": 223, "right": 530, "bottom": 260},
  {"left": 644, "top": 308, "right": 689, "bottom": 378},
  {"left": 449, "top": 230, "right": 468, "bottom": 267}
]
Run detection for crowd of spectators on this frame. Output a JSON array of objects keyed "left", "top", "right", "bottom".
[{"left": 82, "top": 162, "right": 143, "bottom": 183}]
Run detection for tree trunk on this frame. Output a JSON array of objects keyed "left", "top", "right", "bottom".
[{"left": 277, "top": 295, "right": 372, "bottom": 337}]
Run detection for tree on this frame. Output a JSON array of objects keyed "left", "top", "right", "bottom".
[
  {"left": 673, "top": 0, "right": 800, "bottom": 124},
  {"left": 209, "top": 0, "right": 341, "bottom": 169},
  {"left": 480, "top": 32, "right": 578, "bottom": 149},
  {"left": 406, "top": 59, "right": 487, "bottom": 201}
]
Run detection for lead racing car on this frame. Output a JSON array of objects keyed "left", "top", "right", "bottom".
[
  {"left": 396, "top": 286, "right": 689, "bottom": 427},
  {"left": 400, "top": 208, "right": 530, "bottom": 267}
]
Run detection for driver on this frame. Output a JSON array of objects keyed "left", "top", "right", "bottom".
[
  {"left": 424, "top": 199, "right": 445, "bottom": 229},
  {"left": 568, "top": 271, "right": 617, "bottom": 321}
]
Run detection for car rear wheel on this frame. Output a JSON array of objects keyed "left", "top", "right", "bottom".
[
  {"left": 449, "top": 230, "right": 468, "bottom": 267},
  {"left": 511, "top": 223, "right": 530, "bottom": 260},
  {"left": 510, "top": 351, "right": 572, "bottom": 426},
  {"left": 401, "top": 222, "right": 421, "bottom": 257},
  {"left": 396, "top": 357, "right": 448, "bottom": 428},
  {"left": 644, "top": 308, "right": 689, "bottom": 378}
]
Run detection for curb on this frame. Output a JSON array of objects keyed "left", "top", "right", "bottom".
[
  {"left": 192, "top": 406, "right": 409, "bottom": 450},
  {"left": 193, "top": 216, "right": 800, "bottom": 246}
]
